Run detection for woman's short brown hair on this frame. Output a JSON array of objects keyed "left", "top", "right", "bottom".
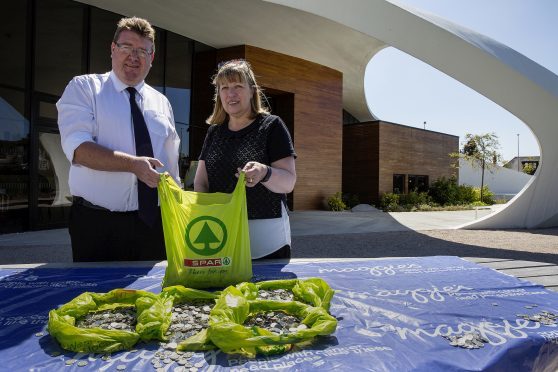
[
  {"left": 113, "top": 17, "right": 155, "bottom": 52},
  {"left": 206, "top": 60, "right": 269, "bottom": 125}
]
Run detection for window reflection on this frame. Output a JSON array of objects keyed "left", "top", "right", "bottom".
[
  {"left": 34, "top": 0, "right": 84, "bottom": 96},
  {"left": 165, "top": 32, "right": 193, "bottom": 179},
  {"left": 0, "top": 91, "right": 29, "bottom": 233},
  {"left": 89, "top": 7, "right": 121, "bottom": 74},
  {"left": 38, "top": 133, "right": 71, "bottom": 206},
  {"left": 0, "top": 1, "right": 27, "bottom": 89},
  {"left": 36, "top": 132, "right": 71, "bottom": 227}
]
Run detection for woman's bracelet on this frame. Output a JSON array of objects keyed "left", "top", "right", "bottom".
[{"left": 261, "top": 165, "right": 272, "bottom": 183}]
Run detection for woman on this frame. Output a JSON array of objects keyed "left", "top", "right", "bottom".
[{"left": 194, "top": 59, "right": 296, "bottom": 259}]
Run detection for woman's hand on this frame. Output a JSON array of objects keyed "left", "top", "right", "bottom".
[
  {"left": 237, "top": 161, "right": 268, "bottom": 187},
  {"left": 237, "top": 156, "right": 296, "bottom": 193}
]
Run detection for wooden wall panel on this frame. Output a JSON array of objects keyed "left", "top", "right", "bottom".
[
  {"left": 245, "top": 46, "right": 342, "bottom": 211},
  {"left": 196, "top": 45, "right": 343, "bottom": 210}
]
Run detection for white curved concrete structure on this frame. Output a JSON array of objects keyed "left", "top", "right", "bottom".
[{"left": 268, "top": 0, "right": 558, "bottom": 228}]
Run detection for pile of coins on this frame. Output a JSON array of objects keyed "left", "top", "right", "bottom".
[
  {"left": 442, "top": 332, "right": 489, "bottom": 349},
  {"left": 257, "top": 289, "right": 295, "bottom": 302},
  {"left": 244, "top": 311, "right": 308, "bottom": 335},
  {"left": 517, "top": 310, "right": 558, "bottom": 325},
  {"left": 164, "top": 300, "right": 213, "bottom": 343},
  {"left": 61, "top": 348, "right": 205, "bottom": 371},
  {"left": 150, "top": 347, "right": 204, "bottom": 371},
  {"left": 75, "top": 307, "right": 136, "bottom": 332}
]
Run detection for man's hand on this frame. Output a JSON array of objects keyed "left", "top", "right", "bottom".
[{"left": 132, "top": 157, "right": 164, "bottom": 188}]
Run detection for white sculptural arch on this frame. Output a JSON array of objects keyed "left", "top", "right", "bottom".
[{"left": 269, "top": 0, "right": 558, "bottom": 228}]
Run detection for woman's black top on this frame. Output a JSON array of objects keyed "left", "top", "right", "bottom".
[{"left": 199, "top": 114, "right": 296, "bottom": 220}]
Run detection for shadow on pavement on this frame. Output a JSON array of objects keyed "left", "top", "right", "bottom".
[{"left": 292, "top": 229, "right": 558, "bottom": 264}]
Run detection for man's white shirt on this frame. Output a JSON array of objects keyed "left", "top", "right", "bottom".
[{"left": 57, "top": 71, "right": 180, "bottom": 211}]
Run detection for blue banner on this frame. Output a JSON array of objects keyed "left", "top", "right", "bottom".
[{"left": 1, "top": 256, "right": 558, "bottom": 371}]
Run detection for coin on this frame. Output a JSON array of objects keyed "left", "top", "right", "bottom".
[
  {"left": 165, "top": 300, "right": 213, "bottom": 343},
  {"left": 244, "top": 310, "right": 303, "bottom": 334},
  {"left": 75, "top": 307, "right": 137, "bottom": 332}
]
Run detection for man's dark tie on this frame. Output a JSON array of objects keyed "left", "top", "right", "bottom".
[{"left": 127, "top": 87, "right": 158, "bottom": 227}]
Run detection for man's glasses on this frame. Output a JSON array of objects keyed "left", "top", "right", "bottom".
[{"left": 114, "top": 42, "right": 153, "bottom": 60}]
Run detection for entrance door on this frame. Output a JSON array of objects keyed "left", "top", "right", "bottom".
[{"left": 29, "top": 93, "right": 71, "bottom": 230}]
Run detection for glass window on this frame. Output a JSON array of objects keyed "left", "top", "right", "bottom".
[
  {"left": 165, "top": 32, "right": 193, "bottom": 178},
  {"left": 393, "top": 174, "right": 405, "bottom": 194},
  {"left": 408, "top": 175, "right": 429, "bottom": 193},
  {"left": 89, "top": 7, "right": 122, "bottom": 74},
  {"left": 0, "top": 88, "right": 29, "bottom": 233},
  {"left": 0, "top": 1, "right": 27, "bottom": 89},
  {"left": 39, "top": 101, "right": 58, "bottom": 121},
  {"left": 145, "top": 28, "right": 164, "bottom": 91},
  {"left": 34, "top": 0, "right": 84, "bottom": 96},
  {"left": 36, "top": 131, "right": 71, "bottom": 228}
]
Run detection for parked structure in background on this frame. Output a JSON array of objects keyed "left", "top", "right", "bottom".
[
  {"left": 504, "top": 156, "right": 540, "bottom": 175},
  {"left": 343, "top": 120, "right": 458, "bottom": 205}
]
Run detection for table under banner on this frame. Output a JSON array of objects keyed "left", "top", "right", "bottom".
[{"left": 1, "top": 256, "right": 558, "bottom": 371}]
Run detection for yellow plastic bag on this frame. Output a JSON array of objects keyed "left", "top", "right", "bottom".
[
  {"left": 208, "top": 286, "right": 338, "bottom": 358},
  {"left": 47, "top": 289, "right": 159, "bottom": 353},
  {"left": 158, "top": 172, "right": 252, "bottom": 289}
]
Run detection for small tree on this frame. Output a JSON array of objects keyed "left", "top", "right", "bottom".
[{"left": 451, "top": 133, "right": 502, "bottom": 203}]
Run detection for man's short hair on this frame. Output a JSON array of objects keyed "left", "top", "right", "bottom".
[{"left": 113, "top": 17, "right": 155, "bottom": 50}]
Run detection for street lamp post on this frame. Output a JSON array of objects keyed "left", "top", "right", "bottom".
[
  {"left": 517, "top": 133, "right": 521, "bottom": 172},
  {"left": 423, "top": 121, "right": 426, "bottom": 130}
]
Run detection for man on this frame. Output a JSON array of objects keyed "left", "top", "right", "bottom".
[{"left": 57, "top": 17, "right": 179, "bottom": 262}]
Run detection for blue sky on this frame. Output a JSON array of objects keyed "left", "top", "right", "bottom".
[{"left": 365, "top": 0, "right": 558, "bottom": 162}]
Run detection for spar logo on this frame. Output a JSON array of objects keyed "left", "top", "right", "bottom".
[
  {"left": 184, "top": 257, "right": 231, "bottom": 267},
  {"left": 185, "top": 216, "right": 228, "bottom": 256}
]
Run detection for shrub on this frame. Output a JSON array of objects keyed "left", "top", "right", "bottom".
[
  {"left": 399, "top": 190, "right": 431, "bottom": 207},
  {"left": 429, "top": 177, "right": 478, "bottom": 205},
  {"left": 473, "top": 186, "right": 494, "bottom": 205},
  {"left": 327, "top": 192, "right": 347, "bottom": 211},
  {"left": 380, "top": 192, "right": 400, "bottom": 211},
  {"left": 456, "top": 184, "right": 476, "bottom": 204},
  {"left": 428, "top": 176, "right": 459, "bottom": 205}
]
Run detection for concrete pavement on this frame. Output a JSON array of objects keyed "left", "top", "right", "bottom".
[{"left": 1, "top": 204, "right": 555, "bottom": 265}]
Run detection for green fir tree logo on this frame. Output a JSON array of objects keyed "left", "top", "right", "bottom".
[
  {"left": 185, "top": 216, "right": 228, "bottom": 256},
  {"left": 194, "top": 222, "right": 220, "bottom": 251}
]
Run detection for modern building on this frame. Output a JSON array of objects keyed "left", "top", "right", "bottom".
[{"left": 343, "top": 120, "right": 458, "bottom": 205}]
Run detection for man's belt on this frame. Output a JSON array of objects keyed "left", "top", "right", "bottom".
[{"left": 72, "top": 196, "right": 110, "bottom": 211}]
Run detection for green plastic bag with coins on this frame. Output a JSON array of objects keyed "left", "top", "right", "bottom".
[
  {"left": 158, "top": 172, "right": 252, "bottom": 289},
  {"left": 207, "top": 286, "right": 338, "bottom": 358},
  {"left": 160, "top": 285, "right": 220, "bottom": 351},
  {"left": 236, "top": 278, "right": 335, "bottom": 311},
  {"left": 47, "top": 289, "right": 163, "bottom": 353}
]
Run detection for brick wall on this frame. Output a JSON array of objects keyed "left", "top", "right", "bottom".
[{"left": 343, "top": 121, "right": 459, "bottom": 204}]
